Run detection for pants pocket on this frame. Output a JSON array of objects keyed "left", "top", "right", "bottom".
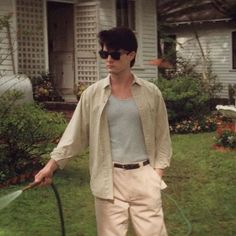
[{"left": 146, "top": 165, "right": 167, "bottom": 190}]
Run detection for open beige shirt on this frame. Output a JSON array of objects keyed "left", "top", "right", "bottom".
[{"left": 50, "top": 74, "right": 172, "bottom": 199}]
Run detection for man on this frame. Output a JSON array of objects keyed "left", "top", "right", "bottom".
[{"left": 34, "top": 27, "right": 172, "bottom": 236}]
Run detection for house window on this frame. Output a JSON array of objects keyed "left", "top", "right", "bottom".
[
  {"left": 232, "top": 31, "right": 236, "bottom": 69},
  {"left": 159, "top": 34, "right": 177, "bottom": 67},
  {"left": 116, "top": 0, "right": 135, "bottom": 31}
]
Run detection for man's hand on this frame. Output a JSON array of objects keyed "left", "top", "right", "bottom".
[
  {"left": 154, "top": 168, "right": 164, "bottom": 178},
  {"left": 34, "top": 159, "right": 58, "bottom": 186}
]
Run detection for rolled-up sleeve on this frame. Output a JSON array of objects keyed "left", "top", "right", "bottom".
[{"left": 50, "top": 92, "right": 89, "bottom": 169}]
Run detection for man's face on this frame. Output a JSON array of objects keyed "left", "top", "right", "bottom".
[{"left": 100, "top": 45, "right": 135, "bottom": 75}]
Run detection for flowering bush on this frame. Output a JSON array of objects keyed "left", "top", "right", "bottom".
[
  {"left": 215, "top": 130, "right": 236, "bottom": 149},
  {"left": 74, "top": 82, "right": 89, "bottom": 100},
  {"left": 169, "top": 115, "right": 217, "bottom": 134},
  {"left": 214, "top": 122, "right": 236, "bottom": 149},
  {"left": 31, "top": 73, "right": 63, "bottom": 102}
]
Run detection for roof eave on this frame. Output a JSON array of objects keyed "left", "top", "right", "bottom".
[{"left": 164, "top": 17, "right": 233, "bottom": 26}]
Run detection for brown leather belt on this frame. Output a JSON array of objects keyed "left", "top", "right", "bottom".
[{"left": 113, "top": 160, "right": 149, "bottom": 170}]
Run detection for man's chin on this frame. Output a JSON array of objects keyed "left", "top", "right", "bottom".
[{"left": 108, "top": 69, "right": 118, "bottom": 75}]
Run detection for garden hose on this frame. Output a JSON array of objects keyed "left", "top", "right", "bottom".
[
  {"left": 50, "top": 183, "right": 66, "bottom": 236},
  {"left": 162, "top": 192, "right": 192, "bottom": 236},
  {"left": 22, "top": 182, "right": 66, "bottom": 236}
]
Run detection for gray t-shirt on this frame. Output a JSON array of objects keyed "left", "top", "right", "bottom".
[{"left": 106, "top": 95, "right": 148, "bottom": 163}]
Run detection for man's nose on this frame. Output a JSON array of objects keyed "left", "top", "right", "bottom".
[{"left": 107, "top": 55, "right": 113, "bottom": 61}]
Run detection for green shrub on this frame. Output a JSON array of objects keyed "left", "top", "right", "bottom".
[
  {"left": 154, "top": 56, "right": 222, "bottom": 124},
  {"left": 152, "top": 76, "right": 209, "bottom": 122},
  {"left": 0, "top": 91, "right": 66, "bottom": 183}
]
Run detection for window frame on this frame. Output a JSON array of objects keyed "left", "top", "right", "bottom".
[
  {"left": 232, "top": 31, "right": 236, "bottom": 69},
  {"left": 115, "top": 0, "right": 143, "bottom": 68},
  {"left": 158, "top": 34, "right": 177, "bottom": 69},
  {"left": 116, "top": 0, "right": 136, "bottom": 31},
  {"left": 164, "top": 34, "right": 177, "bottom": 68}
]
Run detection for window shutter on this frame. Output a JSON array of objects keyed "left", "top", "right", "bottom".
[
  {"left": 232, "top": 31, "right": 236, "bottom": 69},
  {"left": 74, "top": 2, "right": 99, "bottom": 84},
  {"left": 16, "top": 0, "right": 45, "bottom": 77}
]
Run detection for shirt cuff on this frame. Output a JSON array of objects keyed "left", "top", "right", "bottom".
[{"left": 154, "top": 161, "right": 170, "bottom": 169}]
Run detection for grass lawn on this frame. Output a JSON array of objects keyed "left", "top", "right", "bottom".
[{"left": 0, "top": 132, "right": 235, "bottom": 236}]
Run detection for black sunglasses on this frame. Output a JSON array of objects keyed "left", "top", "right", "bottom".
[{"left": 99, "top": 50, "right": 128, "bottom": 60}]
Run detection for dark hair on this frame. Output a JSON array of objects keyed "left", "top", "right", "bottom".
[{"left": 98, "top": 27, "right": 138, "bottom": 67}]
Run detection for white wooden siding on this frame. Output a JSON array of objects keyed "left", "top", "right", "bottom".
[
  {"left": 0, "top": 0, "right": 16, "bottom": 76},
  {"left": 174, "top": 23, "right": 236, "bottom": 98},
  {"left": 138, "top": 0, "right": 157, "bottom": 80}
]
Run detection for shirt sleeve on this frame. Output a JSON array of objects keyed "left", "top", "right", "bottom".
[
  {"left": 154, "top": 89, "right": 172, "bottom": 169},
  {"left": 50, "top": 91, "right": 89, "bottom": 169}
]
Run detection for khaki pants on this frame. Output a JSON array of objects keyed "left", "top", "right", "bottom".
[{"left": 95, "top": 163, "right": 168, "bottom": 236}]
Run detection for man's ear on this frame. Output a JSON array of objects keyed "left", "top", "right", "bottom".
[{"left": 129, "top": 51, "right": 136, "bottom": 60}]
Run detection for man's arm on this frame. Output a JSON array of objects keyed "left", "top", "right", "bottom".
[
  {"left": 34, "top": 91, "right": 90, "bottom": 185},
  {"left": 154, "top": 88, "right": 172, "bottom": 175}
]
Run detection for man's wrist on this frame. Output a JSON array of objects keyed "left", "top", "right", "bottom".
[
  {"left": 154, "top": 168, "right": 164, "bottom": 177},
  {"left": 47, "top": 159, "right": 59, "bottom": 173}
]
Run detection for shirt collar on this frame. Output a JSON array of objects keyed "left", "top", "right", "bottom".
[{"left": 102, "top": 73, "right": 142, "bottom": 89}]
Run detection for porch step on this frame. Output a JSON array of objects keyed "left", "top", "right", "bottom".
[
  {"left": 43, "top": 101, "right": 77, "bottom": 110},
  {"left": 43, "top": 101, "right": 77, "bottom": 121},
  {"left": 62, "top": 94, "right": 77, "bottom": 102}
]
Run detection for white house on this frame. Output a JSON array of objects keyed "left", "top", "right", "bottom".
[
  {"left": 0, "top": 0, "right": 158, "bottom": 101},
  {"left": 158, "top": 0, "right": 236, "bottom": 99}
]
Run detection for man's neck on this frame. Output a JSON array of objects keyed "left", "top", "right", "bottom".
[
  {"left": 110, "top": 71, "right": 133, "bottom": 87},
  {"left": 110, "top": 71, "right": 134, "bottom": 99}
]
